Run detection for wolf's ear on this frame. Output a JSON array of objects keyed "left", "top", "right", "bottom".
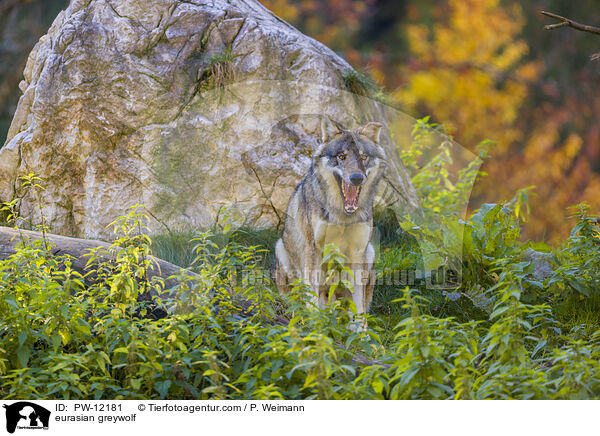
[
  {"left": 359, "top": 122, "right": 383, "bottom": 144},
  {"left": 319, "top": 116, "right": 346, "bottom": 143}
]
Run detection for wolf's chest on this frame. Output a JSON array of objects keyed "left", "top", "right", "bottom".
[{"left": 313, "top": 219, "right": 371, "bottom": 257}]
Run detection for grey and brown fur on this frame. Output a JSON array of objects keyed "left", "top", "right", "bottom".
[{"left": 275, "top": 118, "right": 387, "bottom": 323}]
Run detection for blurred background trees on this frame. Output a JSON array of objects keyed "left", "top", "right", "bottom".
[
  {"left": 1, "top": 0, "right": 598, "bottom": 241},
  {"left": 0, "top": 0, "right": 67, "bottom": 138}
]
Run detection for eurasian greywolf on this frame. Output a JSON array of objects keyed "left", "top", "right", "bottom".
[{"left": 275, "top": 118, "right": 387, "bottom": 325}]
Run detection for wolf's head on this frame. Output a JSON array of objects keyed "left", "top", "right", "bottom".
[{"left": 313, "top": 118, "right": 387, "bottom": 217}]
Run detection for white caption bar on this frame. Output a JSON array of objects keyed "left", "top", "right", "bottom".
[{"left": 0, "top": 400, "right": 595, "bottom": 436}]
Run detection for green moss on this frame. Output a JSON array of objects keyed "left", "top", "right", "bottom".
[{"left": 150, "top": 129, "right": 211, "bottom": 221}]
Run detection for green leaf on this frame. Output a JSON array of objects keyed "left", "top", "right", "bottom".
[
  {"left": 5, "top": 297, "right": 19, "bottom": 309},
  {"left": 18, "top": 331, "right": 28, "bottom": 347},
  {"left": 372, "top": 378, "right": 384, "bottom": 394},
  {"left": 155, "top": 380, "right": 171, "bottom": 399},
  {"left": 489, "top": 306, "right": 509, "bottom": 320},
  {"left": 399, "top": 366, "right": 420, "bottom": 388},
  {"left": 17, "top": 345, "right": 31, "bottom": 368},
  {"left": 130, "top": 379, "right": 142, "bottom": 390},
  {"left": 569, "top": 280, "right": 590, "bottom": 297},
  {"left": 75, "top": 319, "right": 92, "bottom": 336},
  {"left": 51, "top": 334, "right": 62, "bottom": 351},
  {"left": 531, "top": 340, "right": 547, "bottom": 358},
  {"left": 59, "top": 330, "right": 71, "bottom": 345}
]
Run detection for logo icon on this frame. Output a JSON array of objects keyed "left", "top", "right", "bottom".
[{"left": 3, "top": 402, "right": 50, "bottom": 434}]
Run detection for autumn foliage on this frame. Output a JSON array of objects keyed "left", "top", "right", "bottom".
[{"left": 260, "top": 0, "right": 600, "bottom": 241}]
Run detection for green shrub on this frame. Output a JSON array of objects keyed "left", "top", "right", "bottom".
[{"left": 3, "top": 119, "right": 600, "bottom": 399}]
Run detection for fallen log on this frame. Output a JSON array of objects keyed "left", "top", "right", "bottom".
[
  {"left": 0, "top": 225, "right": 289, "bottom": 323},
  {"left": 0, "top": 226, "right": 191, "bottom": 294}
]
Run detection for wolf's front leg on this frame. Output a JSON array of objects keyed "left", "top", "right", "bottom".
[
  {"left": 303, "top": 245, "right": 321, "bottom": 308},
  {"left": 347, "top": 259, "right": 369, "bottom": 332},
  {"left": 364, "top": 243, "right": 376, "bottom": 312},
  {"left": 314, "top": 253, "right": 329, "bottom": 308},
  {"left": 351, "top": 267, "right": 366, "bottom": 315},
  {"left": 275, "top": 239, "right": 293, "bottom": 294}
]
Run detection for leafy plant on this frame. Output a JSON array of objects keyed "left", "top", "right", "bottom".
[{"left": 3, "top": 121, "right": 600, "bottom": 399}]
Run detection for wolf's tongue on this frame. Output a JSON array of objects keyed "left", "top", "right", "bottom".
[{"left": 342, "top": 181, "right": 360, "bottom": 213}]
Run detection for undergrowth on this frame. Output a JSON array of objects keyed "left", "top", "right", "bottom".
[{"left": 1, "top": 119, "right": 600, "bottom": 399}]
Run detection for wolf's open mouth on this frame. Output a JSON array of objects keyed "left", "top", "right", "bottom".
[{"left": 336, "top": 175, "right": 361, "bottom": 214}]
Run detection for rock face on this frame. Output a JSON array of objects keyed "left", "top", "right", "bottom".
[{"left": 0, "top": 0, "right": 420, "bottom": 239}]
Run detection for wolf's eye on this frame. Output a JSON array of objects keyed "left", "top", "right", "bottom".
[
  {"left": 338, "top": 154, "right": 346, "bottom": 160},
  {"left": 361, "top": 155, "right": 368, "bottom": 161}
]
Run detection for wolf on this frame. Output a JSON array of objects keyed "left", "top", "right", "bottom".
[{"left": 275, "top": 118, "right": 387, "bottom": 324}]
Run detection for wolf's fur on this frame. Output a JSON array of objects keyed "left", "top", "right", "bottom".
[{"left": 275, "top": 119, "right": 387, "bottom": 320}]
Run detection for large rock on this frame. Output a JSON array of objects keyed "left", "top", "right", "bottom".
[{"left": 0, "top": 0, "right": 420, "bottom": 239}]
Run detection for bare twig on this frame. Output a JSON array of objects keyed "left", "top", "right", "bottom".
[{"left": 541, "top": 11, "right": 600, "bottom": 35}]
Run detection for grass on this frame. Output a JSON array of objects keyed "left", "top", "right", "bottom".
[
  {"left": 151, "top": 227, "right": 279, "bottom": 271},
  {"left": 555, "top": 293, "right": 600, "bottom": 334},
  {"left": 342, "top": 69, "right": 378, "bottom": 97},
  {"left": 341, "top": 69, "right": 390, "bottom": 105},
  {"left": 150, "top": 231, "right": 197, "bottom": 270},
  {"left": 198, "top": 48, "right": 238, "bottom": 92}
]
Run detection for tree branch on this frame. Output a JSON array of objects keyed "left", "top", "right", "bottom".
[{"left": 541, "top": 11, "right": 600, "bottom": 35}]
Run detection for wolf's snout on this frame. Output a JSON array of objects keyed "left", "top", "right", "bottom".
[{"left": 349, "top": 174, "right": 365, "bottom": 186}]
